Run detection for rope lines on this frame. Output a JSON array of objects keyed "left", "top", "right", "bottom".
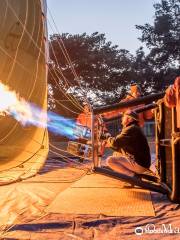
[
  {"left": 0, "top": 2, "right": 95, "bottom": 232},
  {"left": 49, "top": 142, "right": 92, "bottom": 162},
  {"left": 47, "top": 19, "right": 84, "bottom": 111},
  {"left": 0, "top": 0, "right": 48, "bottom": 143},
  {"left": 47, "top": 6, "right": 92, "bottom": 106},
  {"left": 48, "top": 60, "right": 83, "bottom": 112},
  {"left": 7, "top": 1, "right": 83, "bottom": 112},
  {"left": 0, "top": 1, "right": 94, "bottom": 184},
  {"left": 0, "top": 0, "right": 30, "bottom": 143},
  {"left": 5, "top": 0, "right": 29, "bottom": 84},
  {"left": 0, "top": 134, "right": 91, "bottom": 177},
  {"left": 0, "top": 1, "right": 82, "bottom": 143},
  {"left": 47, "top": 9, "right": 80, "bottom": 85},
  {"left": 53, "top": 99, "right": 82, "bottom": 115}
]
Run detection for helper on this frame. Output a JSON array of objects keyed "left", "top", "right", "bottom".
[{"left": 76, "top": 103, "right": 92, "bottom": 129}]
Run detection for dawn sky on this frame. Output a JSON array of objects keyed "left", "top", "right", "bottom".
[{"left": 47, "top": 0, "right": 160, "bottom": 54}]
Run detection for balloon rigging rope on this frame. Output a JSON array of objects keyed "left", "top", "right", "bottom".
[
  {"left": 0, "top": 2, "right": 94, "bottom": 179},
  {"left": 5, "top": 0, "right": 29, "bottom": 85},
  {"left": 47, "top": 26, "right": 84, "bottom": 110},
  {"left": 48, "top": 68, "right": 83, "bottom": 112},
  {"left": 49, "top": 142, "right": 92, "bottom": 161},
  {"left": 0, "top": 137, "right": 91, "bottom": 175},
  {"left": 6, "top": 1, "right": 84, "bottom": 110},
  {"left": 47, "top": 7, "right": 91, "bottom": 106},
  {"left": 0, "top": 1, "right": 83, "bottom": 142},
  {"left": 0, "top": 0, "right": 29, "bottom": 143},
  {"left": 47, "top": 19, "right": 84, "bottom": 111}
]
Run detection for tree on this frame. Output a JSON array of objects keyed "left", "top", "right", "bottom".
[
  {"left": 135, "top": 0, "right": 180, "bottom": 91},
  {"left": 48, "top": 32, "right": 135, "bottom": 109},
  {"left": 48, "top": 0, "right": 180, "bottom": 113}
]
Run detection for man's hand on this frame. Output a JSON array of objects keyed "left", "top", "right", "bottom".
[
  {"left": 100, "top": 132, "right": 111, "bottom": 140},
  {"left": 104, "top": 136, "right": 113, "bottom": 148}
]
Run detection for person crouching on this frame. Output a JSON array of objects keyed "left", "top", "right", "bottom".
[{"left": 106, "top": 110, "right": 151, "bottom": 177}]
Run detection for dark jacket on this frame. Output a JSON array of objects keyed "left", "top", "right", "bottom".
[{"left": 108, "top": 122, "right": 151, "bottom": 168}]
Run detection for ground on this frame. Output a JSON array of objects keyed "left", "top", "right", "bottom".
[{"left": 0, "top": 142, "right": 180, "bottom": 240}]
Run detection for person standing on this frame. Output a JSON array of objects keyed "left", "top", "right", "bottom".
[{"left": 76, "top": 103, "right": 92, "bottom": 129}]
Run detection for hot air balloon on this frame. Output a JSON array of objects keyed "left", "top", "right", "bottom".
[{"left": 0, "top": 0, "right": 49, "bottom": 184}]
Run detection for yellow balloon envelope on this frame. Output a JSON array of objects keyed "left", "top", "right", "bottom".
[{"left": 0, "top": 0, "right": 49, "bottom": 184}]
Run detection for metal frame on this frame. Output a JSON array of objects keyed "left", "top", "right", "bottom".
[
  {"left": 91, "top": 92, "right": 175, "bottom": 198},
  {"left": 155, "top": 102, "right": 180, "bottom": 202},
  {"left": 94, "top": 92, "right": 164, "bottom": 115},
  {"left": 94, "top": 167, "right": 169, "bottom": 194},
  {"left": 168, "top": 107, "right": 180, "bottom": 201},
  {"left": 91, "top": 110, "right": 99, "bottom": 167}
]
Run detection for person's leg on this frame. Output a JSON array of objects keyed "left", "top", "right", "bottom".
[
  {"left": 106, "top": 156, "right": 135, "bottom": 176},
  {"left": 110, "top": 155, "right": 150, "bottom": 174}
]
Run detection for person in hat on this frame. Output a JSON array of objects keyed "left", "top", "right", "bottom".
[
  {"left": 121, "top": 83, "right": 146, "bottom": 127},
  {"left": 76, "top": 103, "right": 92, "bottom": 129},
  {"left": 102, "top": 83, "right": 153, "bottom": 126},
  {"left": 105, "top": 110, "right": 151, "bottom": 176}
]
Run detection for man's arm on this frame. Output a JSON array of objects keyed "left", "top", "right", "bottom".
[{"left": 107, "top": 127, "right": 132, "bottom": 150}]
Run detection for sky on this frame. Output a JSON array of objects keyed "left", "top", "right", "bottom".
[{"left": 47, "top": 0, "right": 160, "bottom": 54}]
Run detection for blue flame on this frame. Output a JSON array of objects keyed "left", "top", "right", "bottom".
[
  {"left": 0, "top": 82, "right": 83, "bottom": 140},
  {"left": 47, "top": 111, "right": 77, "bottom": 139},
  {"left": 9, "top": 103, "right": 82, "bottom": 140}
]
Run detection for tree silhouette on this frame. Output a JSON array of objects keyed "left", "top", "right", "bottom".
[
  {"left": 48, "top": 0, "right": 180, "bottom": 114},
  {"left": 48, "top": 32, "right": 135, "bottom": 109},
  {"left": 136, "top": 0, "right": 180, "bottom": 90}
]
